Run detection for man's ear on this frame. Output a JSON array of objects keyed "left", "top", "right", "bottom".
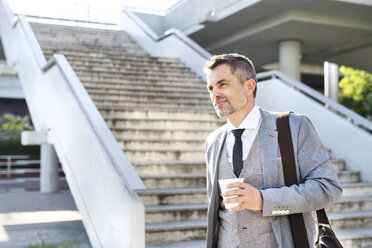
[{"left": 244, "top": 79, "right": 256, "bottom": 95}]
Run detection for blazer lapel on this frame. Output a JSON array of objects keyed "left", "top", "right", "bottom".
[
  {"left": 212, "top": 127, "right": 228, "bottom": 182},
  {"left": 259, "top": 109, "right": 279, "bottom": 189}
]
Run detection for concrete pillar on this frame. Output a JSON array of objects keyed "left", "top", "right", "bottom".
[
  {"left": 40, "top": 144, "right": 59, "bottom": 193},
  {"left": 324, "top": 61, "right": 339, "bottom": 102},
  {"left": 279, "top": 40, "right": 302, "bottom": 81}
]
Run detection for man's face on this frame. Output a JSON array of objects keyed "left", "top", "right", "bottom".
[{"left": 207, "top": 64, "right": 248, "bottom": 118}]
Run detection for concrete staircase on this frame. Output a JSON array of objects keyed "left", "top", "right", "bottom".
[{"left": 30, "top": 22, "right": 372, "bottom": 248}]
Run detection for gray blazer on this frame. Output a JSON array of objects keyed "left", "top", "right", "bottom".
[{"left": 205, "top": 108, "right": 342, "bottom": 248}]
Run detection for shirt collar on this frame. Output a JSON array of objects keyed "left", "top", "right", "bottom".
[{"left": 227, "top": 105, "right": 261, "bottom": 132}]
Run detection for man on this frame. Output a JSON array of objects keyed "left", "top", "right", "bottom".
[{"left": 204, "top": 53, "right": 342, "bottom": 248}]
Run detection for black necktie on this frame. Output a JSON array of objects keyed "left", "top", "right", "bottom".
[{"left": 232, "top": 129, "right": 245, "bottom": 177}]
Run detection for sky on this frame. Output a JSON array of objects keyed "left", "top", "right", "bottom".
[{"left": 7, "top": 0, "right": 181, "bottom": 24}]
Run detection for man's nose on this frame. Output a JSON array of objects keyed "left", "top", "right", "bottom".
[{"left": 211, "top": 89, "right": 221, "bottom": 100}]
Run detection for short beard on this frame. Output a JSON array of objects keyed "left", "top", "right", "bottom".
[{"left": 214, "top": 91, "right": 247, "bottom": 118}]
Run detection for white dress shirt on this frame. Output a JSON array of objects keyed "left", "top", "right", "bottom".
[{"left": 226, "top": 105, "right": 262, "bottom": 168}]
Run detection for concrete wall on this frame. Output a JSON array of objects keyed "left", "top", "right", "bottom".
[
  {"left": 121, "top": 9, "right": 210, "bottom": 78},
  {"left": 256, "top": 78, "right": 372, "bottom": 182},
  {"left": 163, "top": 0, "right": 260, "bottom": 33},
  {"left": 135, "top": 12, "right": 164, "bottom": 36},
  {"left": 0, "top": 75, "right": 23, "bottom": 99}
]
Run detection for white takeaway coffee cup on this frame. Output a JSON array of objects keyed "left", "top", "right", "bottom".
[{"left": 218, "top": 178, "right": 244, "bottom": 209}]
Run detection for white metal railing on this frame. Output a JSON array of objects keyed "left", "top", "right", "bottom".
[
  {"left": 16, "top": 15, "right": 46, "bottom": 68},
  {"left": 0, "top": 155, "right": 40, "bottom": 178},
  {"left": 257, "top": 70, "right": 372, "bottom": 132}
]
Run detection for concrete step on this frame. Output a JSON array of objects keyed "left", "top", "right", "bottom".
[
  {"left": 64, "top": 54, "right": 188, "bottom": 64},
  {"left": 337, "top": 170, "right": 361, "bottom": 183},
  {"left": 143, "top": 194, "right": 372, "bottom": 224},
  {"left": 33, "top": 29, "right": 131, "bottom": 41},
  {"left": 79, "top": 76, "right": 202, "bottom": 87},
  {"left": 138, "top": 188, "right": 207, "bottom": 206},
  {"left": 328, "top": 196, "right": 372, "bottom": 212},
  {"left": 144, "top": 210, "right": 372, "bottom": 244},
  {"left": 44, "top": 47, "right": 146, "bottom": 57},
  {"left": 73, "top": 66, "right": 200, "bottom": 78},
  {"left": 91, "top": 97, "right": 211, "bottom": 108},
  {"left": 84, "top": 84, "right": 208, "bottom": 95},
  {"left": 141, "top": 173, "right": 205, "bottom": 189},
  {"left": 146, "top": 240, "right": 205, "bottom": 248},
  {"left": 133, "top": 159, "right": 344, "bottom": 176},
  {"left": 145, "top": 220, "right": 206, "bottom": 244},
  {"left": 36, "top": 34, "right": 135, "bottom": 43},
  {"left": 42, "top": 49, "right": 179, "bottom": 63},
  {"left": 96, "top": 101, "right": 213, "bottom": 111},
  {"left": 119, "top": 140, "right": 205, "bottom": 151},
  {"left": 138, "top": 170, "right": 359, "bottom": 190},
  {"left": 82, "top": 80, "right": 206, "bottom": 92},
  {"left": 342, "top": 182, "right": 372, "bottom": 197},
  {"left": 35, "top": 33, "right": 133, "bottom": 43},
  {"left": 335, "top": 227, "right": 372, "bottom": 248},
  {"left": 99, "top": 109, "right": 219, "bottom": 121},
  {"left": 111, "top": 129, "right": 211, "bottom": 142},
  {"left": 88, "top": 91, "right": 210, "bottom": 102},
  {"left": 105, "top": 118, "right": 222, "bottom": 131},
  {"left": 95, "top": 102, "right": 213, "bottom": 112},
  {"left": 124, "top": 148, "right": 205, "bottom": 161},
  {"left": 38, "top": 41, "right": 141, "bottom": 51},
  {"left": 144, "top": 196, "right": 372, "bottom": 225},
  {"left": 332, "top": 159, "right": 346, "bottom": 171},
  {"left": 43, "top": 49, "right": 148, "bottom": 59},
  {"left": 145, "top": 204, "right": 208, "bottom": 224},
  {"left": 68, "top": 59, "right": 192, "bottom": 72},
  {"left": 132, "top": 160, "right": 206, "bottom": 175},
  {"left": 71, "top": 63, "right": 193, "bottom": 74},
  {"left": 80, "top": 74, "right": 203, "bottom": 85},
  {"left": 329, "top": 210, "right": 372, "bottom": 229},
  {"left": 63, "top": 54, "right": 184, "bottom": 68},
  {"left": 92, "top": 97, "right": 210, "bottom": 107},
  {"left": 76, "top": 71, "right": 200, "bottom": 82}
]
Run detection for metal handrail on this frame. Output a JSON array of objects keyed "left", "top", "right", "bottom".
[
  {"left": 123, "top": 8, "right": 211, "bottom": 59},
  {"left": 0, "top": 155, "right": 33, "bottom": 159},
  {"left": 0, "top": 155, "right": 40, "bottom": 178},
  {"left": 16, "top": 15, "right": 47, "bottom": 68},
  {"left": 257, "top": 70, "right": 372, "bottom": 132}
]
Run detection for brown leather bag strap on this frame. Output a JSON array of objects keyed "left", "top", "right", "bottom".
[
  {"left": 316, "top": 208, "right": 331, "bottom": 226},
  {"left": 276, "top": 111, "right": 310, "bottom": 248}
]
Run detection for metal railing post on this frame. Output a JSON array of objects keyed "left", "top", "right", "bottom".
[{"left": 7, "top": 155, "right": 11, "bottom": 178}]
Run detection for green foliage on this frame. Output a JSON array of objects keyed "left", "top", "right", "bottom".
[
  {"left": 0, "top": 113, "right": 33, "bottom": 139},
  {"left": 0, "top": 137, "right": 39, "bottom": 155},
  {"left": 338, "top": 66, "right": 372, "bottom": 120},
  {"left": 0, "top": 114, "right": 39, "bottom": 155}
]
